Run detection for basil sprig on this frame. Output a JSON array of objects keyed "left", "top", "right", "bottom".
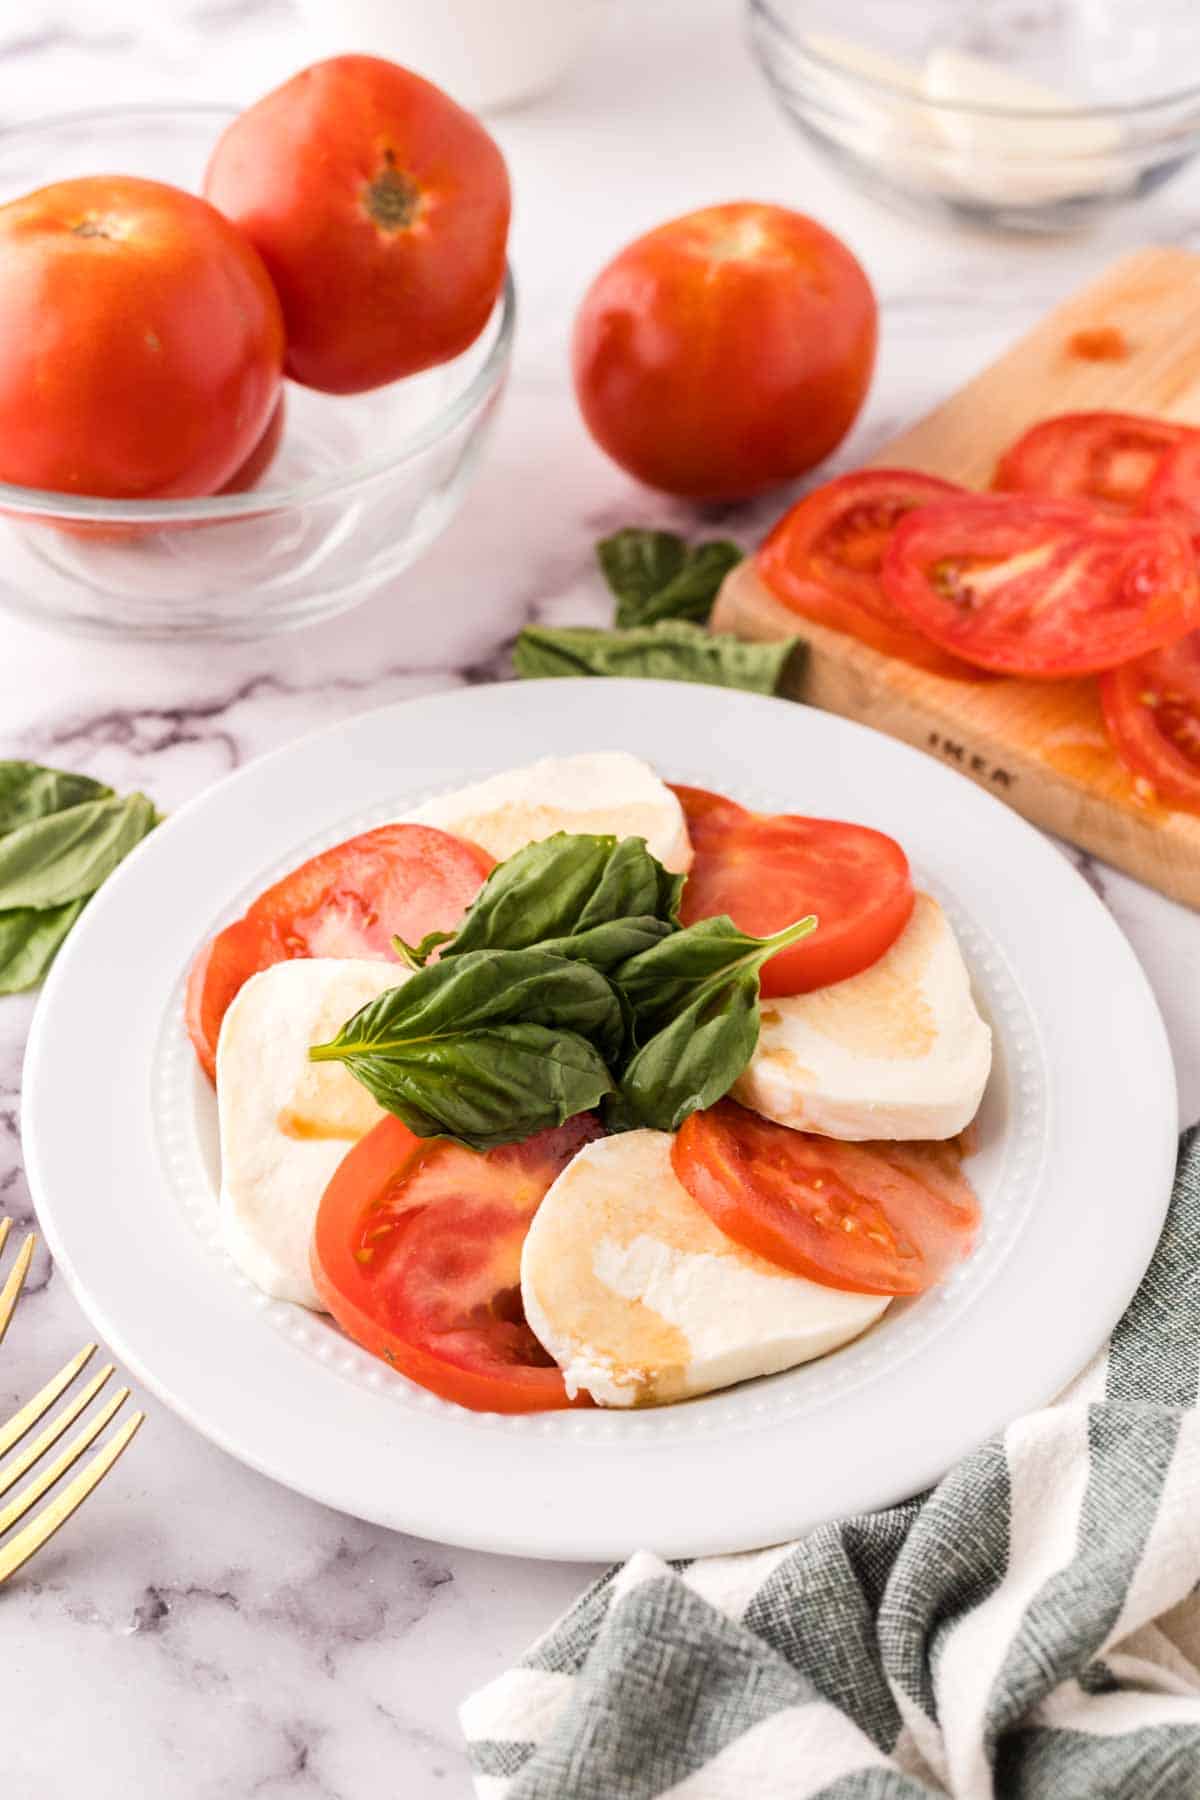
[
  {"left": 610, "top": 914, "right": 817, "bottom": 1132},
  {"left": 513, "top": 527, "right": 798, "bottom": 695},
  {"left": 0, "top": 763, "right": 159, "bottom": 993},
  {"left": 315, "top": 830, "right": 819, "bottom": 1151},
  {"left": 309, "top": 949, "right": 620, "bottom": 1149},
  {"left": 598, "top": 528, "right": 744, "bottom": 628}
]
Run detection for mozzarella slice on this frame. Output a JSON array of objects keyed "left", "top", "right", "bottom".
[
  {"left": 521, "top": 1131, "right": 888, "bottom": 1407},
  {"left": 216, "top": 958, "right": 404, "bottom": 1310},
  {"left": 921, "top": 49, "right": 1123, "bottom": 206},
  {"left": 733, "top": 893, "right": 991, "bottom": 1141},
  {"left": 400, "top": 752, "right": 692, "bottom": 872}
]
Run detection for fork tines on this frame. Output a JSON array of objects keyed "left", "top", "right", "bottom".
[
  {"left": 0, "top": 1217, "right": 36, "bottom": 1352},
  {"left": 0, "top": 1221, "right": 145, "bottom": 1584}
]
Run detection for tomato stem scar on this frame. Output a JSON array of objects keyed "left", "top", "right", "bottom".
[
  {"left": 364, "top": 150, "right": 420, "bottom": 231},
  {"left": 72, "top": 215, "right": 117, "bottom": 239}
]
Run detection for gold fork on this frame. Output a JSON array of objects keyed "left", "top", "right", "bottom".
[{"left": 0, "top": 1218, "right": 145, "bottom": 1585}]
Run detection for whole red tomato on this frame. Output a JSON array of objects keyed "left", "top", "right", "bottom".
[
  {"left": 0, "top": 175, "right": 284, "bottom": 499},
  {"left": 572, "top": 202, "right": 878, "bottom": 501},
  {"left": 205, "top": 55, "right": 511, "bottom": 395},
  {"left": 221, "top": 393, "right": 286, "bottom": 494}
]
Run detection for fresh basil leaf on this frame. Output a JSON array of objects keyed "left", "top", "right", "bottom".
[
  {"left": 0, "top": 762, "right": 113, "bottom": 835},
  {"left": 0, "top": 792, "right": 157, "bottom": 911},
  {"left": 323, "top": 948, "right": 626, "bottom": 1062},
  {"left": 513, "top": 621, "right": 798, "bottom": 695},
  {"left": 539, "top": 915, "right": 675, "bottom": 971},
  {"left": 597, "top": 529, "right": 687, "bottom": 613},
  {"left": 445, "top": 833, "right": 681, "bottom": 962},
  {"left": 614, "top": 969, "right": 762, "bottom": 1133},
  {"left": 318, "top": 1021, "right": 613, "bottom": 1152},
  {"left": 627, "top": 539, "right": 744, "bottom": 628},
  {"left": 615, "top": 913, "right": 818, "bottom": 1042},
  {"left": 574, "top": 834, "right": 684, "bottom": 930},
  {"left": 310, "top": 948, "right": 623, "bottom": 1146},
  {"left": 391, "top": 928, "right": 455, "bottom": 970},
  {"left": 0, "top": 898, "right": 87, "bottom": 994},
  {"left": 598, "top": 530, "right": 744, "bottom": 628},
  {"left": 610, "top": 912, "right": 818, "bottom": 1132}
]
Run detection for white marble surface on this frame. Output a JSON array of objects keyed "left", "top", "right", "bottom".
[{"left": 3, "top": 2, "right": 1200, "bottom": 1795}]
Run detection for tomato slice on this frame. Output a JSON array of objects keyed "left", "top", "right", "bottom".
[
  {"left": 312, "top": 1112, "right": 602, "bottom": 1412},
  {"left": 1100, "top": 631, "right": 1200, "bottom": 815},
  {"left": 671, "top": 785, "right": 913, "bottom": 998},
  {"left": 993, "top": 412, "right": 1195, "bottom": 514},
  {"left": 672, "top": 1100, "right": 980, "bottom": 1296},
  {"left": 186, "top": 823, "right": 494, "bottom": 1080},
  {"left": 756, "top": 468, "right": 974, "bottom": 675},
  {"left": 881, "top": 494, "right": 1200, "bottom": 677},
  {"left": 1140, "top": 434, "right": 1200, "bottom": 552}
]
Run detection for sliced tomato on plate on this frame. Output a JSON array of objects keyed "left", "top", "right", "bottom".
[
  {"left": 671, "top": 785, "right": 913, "bottom": 997},
  {"left": 993, "top": 412, "right": 1195, "bottom": 514},
  {"left": 186, "top": 823, "right": 494, "bottom": 1080},
  {"left": 672, "top": 1100, "right": 980, "bottom": 1296},
  {"left": 312, "top": 1112, "right": 601, "bottom": 1412},
  {"left": 1140, "top": 434, "right": 1200, "bottom": 552},
  {"left": 756, "top": 468, "right": 975, "bottom": 675},
  {"left": 1100, "top": 631, "right": 1200, "bottom": 815},
  {"left": 881, "top": 494, "right": 1200, "bottom": 677}
]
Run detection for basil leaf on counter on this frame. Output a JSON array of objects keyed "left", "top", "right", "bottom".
[
  {"left": 610, "top": 912, "right": 818, "bottom": 1132},
  {"left": 445, "top": 832, "right": 682, "bottom": 963},
  {"left": 597, "top": 529, "right": 688, "bottom": 613},
  {"left": 598, "top": 530, "right": 744, "bottom": 628},
  {"left": 0, "top": 898, "right": 87, "bottom": 994},
  {"left": 513, "top": 621, "right": 799, "bottom": 694},
  {"left": 0, "top": 791, "right": 158, "bottom": 911},
  {"left": 310, "top": 948, "right": 622, "bottom": 1147},
  {"left": 0, "top": 762, "right": 113, "bottom": 834}
]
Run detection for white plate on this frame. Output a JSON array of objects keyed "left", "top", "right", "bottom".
[{"left": 22, "top": 681, "right": 1177, "bottom": 1561}]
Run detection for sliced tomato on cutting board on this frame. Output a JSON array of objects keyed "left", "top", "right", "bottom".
[
  {"left": 672, "top": 1100, "right": 980, "bottom": 1296},
  {"left": 1140, "top": 434, "right": 1200, "bottom": 552},
  {"left": 993, "top": 411, "right": 1195, "bottom": 514},
  {"left": 186, "top": 823, "right": 494, "bottom": 1080},
  {"left": 1100, "top": 631, "right": 1200, "bottom": 816},
  {"left": 756, "top": 468, "right": 975, "bottom": 675},
  {"left": 312, "top": 1112, "right": 602, "bottom": 1412},
  {"left": 881, "top": 494, "right": 1200, "bottom": 677},
  {"left": 670, "top": 785, "right": 913, "bottom": 997}
]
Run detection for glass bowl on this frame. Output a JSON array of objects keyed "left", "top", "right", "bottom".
[
  {"left": 0, "top": 104, "right": 515, "bottom": 640},
  {"left": 747, "top": 0, "right": 1200, "bottom": 232}
]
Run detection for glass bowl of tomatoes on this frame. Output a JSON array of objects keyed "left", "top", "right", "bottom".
[
  {"left": 747, "top": 0, "right": 1200, "bottom": 233},
  {"left": 0, "top": 104, "right": 515, "bottom": 640}
]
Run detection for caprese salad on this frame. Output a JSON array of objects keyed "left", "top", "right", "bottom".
[{"left": 185, "top": 752, "right": 991, "bottom": 1413}]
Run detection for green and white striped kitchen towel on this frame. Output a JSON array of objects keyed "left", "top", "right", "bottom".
[{"left": 462, "top": 1126, "right": 1200, "bottom": 1798}]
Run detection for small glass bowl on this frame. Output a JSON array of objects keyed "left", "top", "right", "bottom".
[
  {"left": 0, "top": 105, "right": 515, "bottom": 640},
  {"left": 747, "top": 0, "right": 1200, "bottom": 233}
]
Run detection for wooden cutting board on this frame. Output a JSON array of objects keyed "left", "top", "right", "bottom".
[{"left": 711, "top": 247, "right": 1200, "bottom": 908}]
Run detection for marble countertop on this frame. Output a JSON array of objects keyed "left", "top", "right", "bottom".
[{"left": 3, "top": 2, "right": 1200, "bottom": 1794}]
